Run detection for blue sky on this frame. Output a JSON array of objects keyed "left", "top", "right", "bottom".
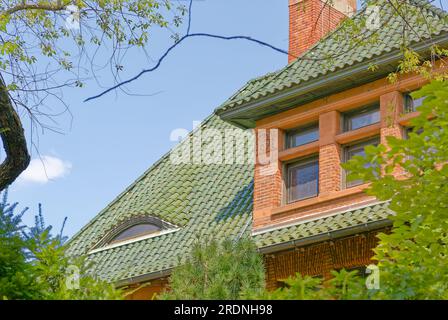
[{"left": 10, "top": 0, "right": 289, "bottom": 237}]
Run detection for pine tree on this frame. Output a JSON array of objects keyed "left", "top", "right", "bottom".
[
  {"left": 159, "top": 238, "right": 265, "bottom": 300},
  {"left": 0, "top": 190, "right": 122, "bottom": 299}
]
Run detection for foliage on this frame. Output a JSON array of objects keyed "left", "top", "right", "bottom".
[
  {"left": 0, "top": 0, "right": 185, "bottom": 95},
  {"left": 159, "top": 238, "right": 265, "bottom": 300},
  {"left": 0, "top": 191, "right": 36, "bottom": 299},
  {"left": 342, "top": 79, "right": 448, "bottom": 299},
  {"left": 0, "top": 0, "right": 186, "bottom": 191},
  {"left": 0, "top": 191, "right": 122, "bottom": 300},
  {"left": 252, "top": 270, "right": 369, "bottom": 300}
]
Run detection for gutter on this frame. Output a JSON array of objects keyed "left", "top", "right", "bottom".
[
  {"left": 116, "top": 268, "right": 173, "bottom": 288},
  {"left": 258, "top": 218, "right": 391, "bottom": 254},
  {"left": 218, "top": 33, "right": 448, "bottom": 127}
]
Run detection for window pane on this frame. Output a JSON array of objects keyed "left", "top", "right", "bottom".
[
  {"left": 110, "top": 224, "right": 160, "bottom": 243},
  {"left": 344, "top": 106, "right": 380, "bottom": 131},
  {"left": 287, "top": 125, "right": 319, "bottom": 148},
  {"left": 405, "top": 94, "right": 424, "bottom": 113},
  {"left": 287, "top": 159, "right": 319, "bottom": 202},
  {"left": 404, "top": 126, "right": 423, "bottom": 139},
  {"left": 344, "top": 138, "right": 379, "bottom": 188}
]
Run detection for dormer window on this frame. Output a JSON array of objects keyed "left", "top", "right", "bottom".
[
  {"left": 91, "top": 216, "right": 178, "bottom": 251},
  {"left": 343, "top": 104, "right": 380, "bottom": 132},
  {"left": 286, "top": 123, "right": 319, "bottom": 148},
  {"left": 286, "top": 156, "right": 319, "bottom": 203},
  {"left": 343, "top": 137, "right": 380, "bottom": 188},
  {"left": 404, "top": 93, "right": 425, "bottom": 113},
  {"left": 109, "top": 223, "right": 161, "bottom": 244}
]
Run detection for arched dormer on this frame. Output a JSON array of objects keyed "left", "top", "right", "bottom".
[{"left": 91, "top": 216, "right": 178, "bottom": 252}]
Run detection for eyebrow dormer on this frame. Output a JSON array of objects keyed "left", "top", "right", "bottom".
[{"left": 91, "top": 216, "right": 179, "bottom": 252}]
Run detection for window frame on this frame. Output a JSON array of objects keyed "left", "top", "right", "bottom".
[
  {"left": 342, "top": 136, "right": 380, "bottom": 188},
  {"left": 404, "top": 92, "right": 425, "bottom": 113},
  {"left": 285, "top": 123, "right": 319, "bottom": 149},
  {"left": 109, "top": 223, "right": 161, "bottom": 244},
  {"left": 93, "top": 216, "right": 177, "bottom": 249},
  {"left": 342, "top": 104, "right": 380, "bottom": 132},
  {"left": 284, "top": 155, "right": 319, "bottom": 204}
]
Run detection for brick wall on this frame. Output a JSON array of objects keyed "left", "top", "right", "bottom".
[
  {"left": 253, "top": 128, "right": 283, "bottom": 226},
  {"left": 288, "top": 0, "right": 355, "bottom": 63},
  {"left": 264, "top": 230, "right": 385, "bottom": 290},
  {"left": 319, "top": 111, "right": 341, "bottom": 195},
  {"left": 380, "top": 91, "right": 406, "bottom": 177},
  {"left": 380, "top": 91, "right": 405, "bottom": 143}
]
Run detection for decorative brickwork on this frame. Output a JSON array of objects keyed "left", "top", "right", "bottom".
[{"left": 264, "top": 229, "right": 385, "bottom": 290}]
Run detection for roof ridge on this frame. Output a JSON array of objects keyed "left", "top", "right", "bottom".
[
  {"left": 216, "top": 72, "right": 279, "bottom": 113},
  {"left": 216, "top": 3, "right": 371, "bottom": 109},
  {"left": 409, "top": 0, "right": 448, "bottom": 17},
  {"left": 216, "top": 0, "right": 448, "bottom": 115}
]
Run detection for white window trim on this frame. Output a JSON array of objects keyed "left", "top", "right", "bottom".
[{"left": 88, "top": 228, "right": 180, "bottom": 255}]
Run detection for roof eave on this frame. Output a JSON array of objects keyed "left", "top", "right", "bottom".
[
  {"left": 258, "top": 218, "right": 392, "bottom": 255},
  {"left": 217, "top": 33, "right": 448, "bottom": 129},
  {"left": 115, "top": 268, "right": 173, "bottom": 288}
]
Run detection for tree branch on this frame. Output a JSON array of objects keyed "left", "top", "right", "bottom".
[{"left": 2, "top": 1, "right": 67, "bottom": 16}]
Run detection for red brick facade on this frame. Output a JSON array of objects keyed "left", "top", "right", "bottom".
[
  {"left": 319, "top": 111, "right": 342, "bottom": 195},
  {"left": 253, "top": 73, "right": 427, "bottom": 229},
  {"left": 264, "top": 230, "right": 385, "bottom": 290},
  {"left": 253, "top": 128, "right": 283, "bottom": 217},
  {"left": 288, "top": 0, "right": 356, "bottom": 63}
]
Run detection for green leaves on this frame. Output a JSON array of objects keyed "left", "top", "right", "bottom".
[{"left": 0, "top": 0, "right": 185, "bottom": 112}]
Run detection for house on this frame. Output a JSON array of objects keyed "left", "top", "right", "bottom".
[{"left": 67, "top": 0, "right": 448, "bottom": 299}]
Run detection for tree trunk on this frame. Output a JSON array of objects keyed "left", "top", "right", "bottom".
[{"left": 0, "top": 78, "right": 30, "bottom": 191}]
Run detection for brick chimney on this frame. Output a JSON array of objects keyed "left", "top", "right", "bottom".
[{"left": 288, "top": 0, "right": 356, "bottom": 63}]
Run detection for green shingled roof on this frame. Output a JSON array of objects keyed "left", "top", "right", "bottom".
[
  {"left": 216, "top": 0, "right": 448, "bottom": 115},
  {"left": 67, "top": 115, "right": 255, "bottom": 283},
  {"left": 67, "top": 115, "right": 391, "bottom": 283}
]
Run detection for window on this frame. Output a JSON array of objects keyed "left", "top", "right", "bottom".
[
  {"left": 404, "top": 93, "right": 425, "bottom": 113},
  {"left": 403, "top": 126, "right": 424, "bottom": 140},
  {"left": 403, "top": 126, "right": 412, "bottom": 140},
  {"left": 286, "top": 123, "right": 319, "bottom": 149},
  {"left": 286, "top": 157, "right": 319, "bottom": 203},
  {"left": 109, "top": 223, "right": 161, "bottom": 244},
  {"left": 343, "top": 137, "right": 380, "bottom": 188},
  {"left": 93, "top": 216, "right": 177, "bottom": 249},
  {"left": 343, "top": 104, "right": 380, "bottom": 132}
]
